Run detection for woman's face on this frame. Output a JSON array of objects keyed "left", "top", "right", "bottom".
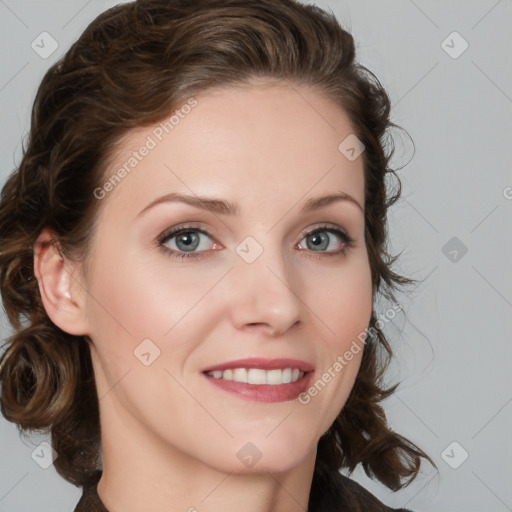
[{"left": 80, "top": 82, "right": 373, "bottom": 474}]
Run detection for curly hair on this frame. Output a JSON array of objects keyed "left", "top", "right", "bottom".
[{"left": 0, "top": 0, "right": 434, "bottom": 504}]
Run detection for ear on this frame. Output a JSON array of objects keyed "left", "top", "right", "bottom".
[{"left": 33, "top": 228, "right": 89, "bottom": 336}]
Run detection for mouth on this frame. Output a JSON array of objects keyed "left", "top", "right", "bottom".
[
  {"left": 200, "top": 358, "right": 315, "bottom": 403},
  {"left": 204, "top": 367, "right": 306, "bottom": 385}
]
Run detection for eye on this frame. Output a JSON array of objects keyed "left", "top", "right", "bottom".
[
  {"left": 157, "top": 223, "right": 355, "bottom": 261},
  {"left": 297, "top": 225, "right": 354, "bottom": 258},
  {"left": 158, "top": 226, "right": 220, "bottom": 260}
]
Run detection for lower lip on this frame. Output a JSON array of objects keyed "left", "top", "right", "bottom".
[{"left": 202, "top": 371, "right": 315, "bottom": 403}]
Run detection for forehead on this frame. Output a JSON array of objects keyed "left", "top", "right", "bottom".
[{"left": 98, "top": 82, "right": 365, "bottom": 217}]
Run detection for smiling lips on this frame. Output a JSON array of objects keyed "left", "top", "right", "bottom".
[{"left": 201, "top": 357, "right": 315, "bottom": 402}]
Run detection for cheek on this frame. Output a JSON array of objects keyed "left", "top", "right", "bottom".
[
  {"left": 320, "top": 254, "right": 373, "bottom": 345},
  {"left": 303, "top": 253, "right": 372, "bottom": 420},
  {"left": 84, "top": 249, "right": 221, "bottom": 367}
]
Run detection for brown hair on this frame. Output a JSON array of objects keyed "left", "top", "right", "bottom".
[{"left": 0, "top": 0, "right": 435, "bottom": 503}]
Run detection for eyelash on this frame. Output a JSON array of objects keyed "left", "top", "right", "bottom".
[{"left": 157, "top": 223, "right": 355, "bottom": 261}]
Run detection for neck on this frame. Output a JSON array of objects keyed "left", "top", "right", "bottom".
[{"left": 96, "top": 403, "right": 316, "bottom": 512}]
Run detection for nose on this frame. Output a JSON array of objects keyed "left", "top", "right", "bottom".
[{"left": 229, "top": 244, "right": 304, "bottom": 337}]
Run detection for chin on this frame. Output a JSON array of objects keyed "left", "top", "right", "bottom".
[{"left": 205, "top": 437, "right": 315, "bottom": 476}]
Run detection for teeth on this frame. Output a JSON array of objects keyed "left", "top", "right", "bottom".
[
  {"left": 233, "top": 368, "right": 248, "bottom": 383},
  {"left": 206, "top": 368, "right": 305, "bottom": 385}
]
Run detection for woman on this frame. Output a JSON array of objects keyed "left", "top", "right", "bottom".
[{"left": 0, "top": 0, "right": 435, "bottom": 510}]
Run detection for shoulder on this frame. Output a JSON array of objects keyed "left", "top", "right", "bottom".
[
  {"left": 309, "top": 466, "right": 415, "bottom": 512},
  {"left": 77, "top": 468, "right": 415, "bottom": 512},
  {"left": 339, "top": 473, "right": 414, "bottom": 512}
]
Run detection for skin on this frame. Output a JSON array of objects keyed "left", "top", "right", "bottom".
[{"left": 34, "top": 81, "right": 373, "bottom": 512}]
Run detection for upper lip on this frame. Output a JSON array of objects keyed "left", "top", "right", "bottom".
[{"left": 201, "top": 357, "right": 315, "bottom": 373}]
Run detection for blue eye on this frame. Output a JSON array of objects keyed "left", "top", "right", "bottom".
[
  {"left": 157, "top": 224, "right": 354, "bottom": 261},
  {"left": 159, "top": 227, "right": 216, "bottom": 260},
  {"left": 297, "top": 227, "right": 354, "bottom": 258}
]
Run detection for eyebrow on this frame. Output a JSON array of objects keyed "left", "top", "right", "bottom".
[{"left": 137, "top": 191, "right": 364, "bottom": 217}]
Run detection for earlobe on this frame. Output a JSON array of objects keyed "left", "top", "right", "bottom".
[{"left": 33, "top": 229, "right": 89, "bottom": 336}]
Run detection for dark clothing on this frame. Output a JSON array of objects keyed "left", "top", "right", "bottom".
[{"left": 74, "top": 469, "right": 414, "bottom": 512}]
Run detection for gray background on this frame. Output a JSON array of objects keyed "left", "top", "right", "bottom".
[{"left": 0, "top": 0, "right": 511, "bottom": 511}]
